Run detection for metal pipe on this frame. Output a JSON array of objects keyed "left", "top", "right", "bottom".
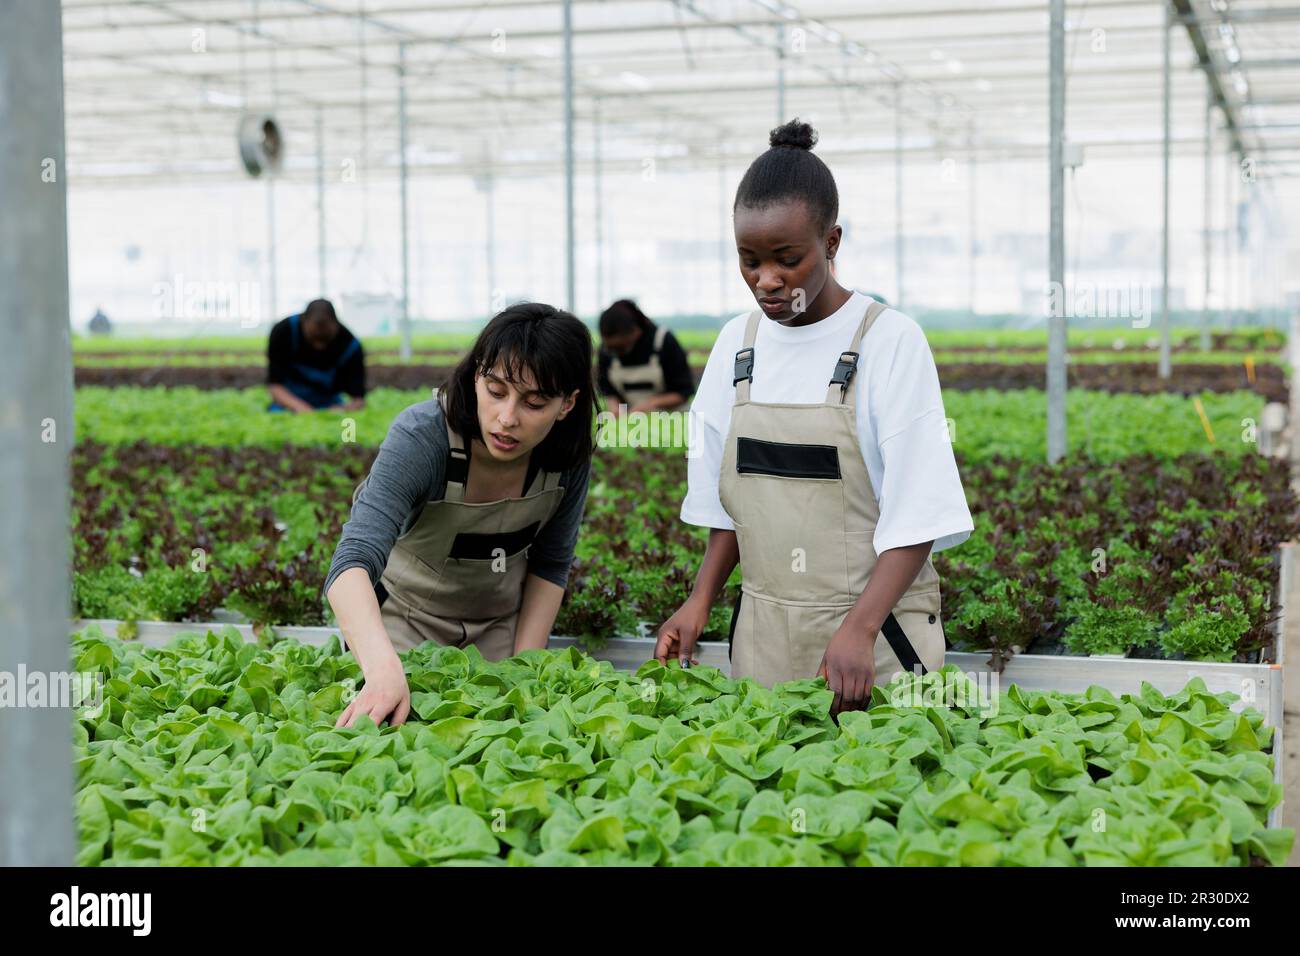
[
  {"left": 0, "top": 0, "right": 75, "bottom": 866},
  {"left": 1159, "top": 1, "right": 1171, "bottom": 380},
  {"left": 1202, "top": 89, "right": 1212, "bottom": 351},
  {"left": 481, "top": 166, "right": 497, "bottom": 319},
  {"left": 398, "top": 41, "right": 411, "bottom": 361},
  {"left": 267, "top": 175, "right": 278, "bottom": 323},
  {"left": 316, "top": 107, "right": 327, "bottom": 297},
  {"left": 968, "top": 123, "right": 977, "bottom": 317},
  {"left": 894, "top": 81, "right": 904, "bottom": 309},
  {"left": 594, "top": 96, "right": 603, "bottom": 310},
  {"left": 719, "top": 148, "right": 728, "bottom": 320},
  {"left": 776, "top": 22, "right": 786, "bottom": 124},
  {"left": 563, "top": 0, "right": 576, "bottom": 315},
  {"left": 1222, "top": 144, "right": 1232, "bottom": 334},
  {"left": 1047, "top": 0, "right": 1067, "bottom": 464}
]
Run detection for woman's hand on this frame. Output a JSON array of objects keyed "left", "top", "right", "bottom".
[
  {"left": 816, "top": 618, "right": 876, "bottom": 717},
  {"left": 655, "top": 597, "right": 709, "bottom": 667},
  {"left": 336, "top": 653, "right": 411, "bottom": 729}
]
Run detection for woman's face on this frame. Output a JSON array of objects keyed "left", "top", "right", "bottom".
[
  {"left": 735, "top": 199, "right": 840, "bottom": 326},
  {"left": 601, "top": 328, "right": 640, "bottom": 359},
  {"left": 473, "top": 362, "right": 577, "bottom": 462}
]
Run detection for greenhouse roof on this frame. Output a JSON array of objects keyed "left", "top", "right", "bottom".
[{"left": 57, "top": 1, "right": 1300, "bottom": 184}]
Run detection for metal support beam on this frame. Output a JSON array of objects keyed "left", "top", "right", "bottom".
[
  {"left": 1047, "top": 0, "right": 1067, "bottom": 464},
  {"left": 266, "top": 176, "right": 278, "bottom": 324},
  {"left": 398, "top": 41, "right": 411, "bottom": 360},
  {"left": 968, "top": 122, "right": 977, "bottom": 317},
  {"left": 1223, "top": 143, "right": 1233, "bottom": 330},
  {"left": 719, "top": 150, "right": 729, "bottom": 319},
  {"left": 1159, "top": 2, "right": 1172, "bottom": 380},
  {"left": 776, "top": 22, "right": 786, "bottom": 125},
  {"left": 563, "top": 0, "right": 576, "bottom": 315},
  {"left": 484, "top": 167, "right": 497, "bottom": 320},
  {"left": 1202, "top": 88, "right": 1213, "bottom": 351},
  {"left": 1170, "top": 0, "right": 1247, "bottom": 160},
  {"left": 316, "top": 108, "right": 327, "bottom": 297},
  {"left": 894, "top": 82, "right": 904, "bottom": 309},
  {"left": 594, "top": 96, "right": 604, "bottom": 310},
  {"left": 0, "top": 0, "right": 75, "bottom": 866}
]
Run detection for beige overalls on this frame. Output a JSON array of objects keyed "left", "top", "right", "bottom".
[
  {"left": 607, "top": 324, "right": 672, "bottom": 407},
  {"left": 718, "top": 300, "right": 947, "bottom": 688},
  {"left": 352, "top": 402, "right": 566, "bottom": 658}
]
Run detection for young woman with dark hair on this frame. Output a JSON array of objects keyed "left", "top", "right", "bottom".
[
  {"left": 597, "top": 299, "right": 695, "bottom": 414},
  {"left": 656, "top": 119, "right": 973, "bottom": 715},
  {"left": 324, "top": 302, "right": 598, "bottom": 728}
]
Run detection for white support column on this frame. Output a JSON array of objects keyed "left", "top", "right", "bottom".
[
  {"left": 1047, "top": 0, "right": 1068, "bottom": 464},
  {"left": 562, "top": 0, "right": 576, "bottom": 315},
  {"left": 0, "top": 0, "right": 75, "bottom": 866},
  {"left": 894, "top": 82, "right": 904, "bottom": 310},
  {"left": 316, "top": 108, "right": 327, "bottom": 298},
  {"left": 397, "top": 42, "right": 411, "bottom": 360},
  {"left": 1159, "top": 2, "right": 1172, "bottom": 379},
  {"left": 1202, "top": 90, "right": 1213, "bottom": 352}
]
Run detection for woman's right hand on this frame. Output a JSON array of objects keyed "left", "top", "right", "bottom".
[
  {"left": 336, "top": 653, "right": 411, "bottom": 729},
  {"left": 655, "top": 597, "right": 709, "bottom": 667}
]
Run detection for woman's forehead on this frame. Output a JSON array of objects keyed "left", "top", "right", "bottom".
[
  {"left": 481, "top": 360, "right": 541, "bottom": 393},
  {"left": 735, "top": 200, "right": 818, "bottom": 244}
]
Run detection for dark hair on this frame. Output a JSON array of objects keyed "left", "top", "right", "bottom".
[
  {"left": 443, "top": 302, "right": 597, "bottom": 472},
  {"left": 598, "top": 299, "right": 653, "bottom": 339},
  {"left": 734, "top": 118, "right": 838, "bottom": 235},
  {"left": 302, "top": 298, "right": 338, "bottom": 324}
]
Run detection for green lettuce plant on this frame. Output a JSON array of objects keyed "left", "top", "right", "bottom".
[{"left": 73, "top": 629, "right": 1291, "bottom": 867}]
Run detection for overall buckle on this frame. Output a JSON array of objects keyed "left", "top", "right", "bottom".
[
  {"left": 830, "top": 351, "right": 859, "bottom": 387},
  {"left": 733, "top": 347, "right": 755, "bottom": 385}
]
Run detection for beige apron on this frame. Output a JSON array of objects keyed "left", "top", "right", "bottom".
[
  {"left": 718, "top": 300, "right": 946, "bottom": 688},
  {"left": 607, "top": 324, "right": 669, "bottom": 407},
  {"left": 352, "top": 404, "right": 565, "bottom": 658}
]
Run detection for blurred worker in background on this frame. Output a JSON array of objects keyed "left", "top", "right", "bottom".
[
  {"left": 267, "top": 298, "right": 367, "bottom": 413},
  {"left": 597, "top": 299, "right": 695, "bottom": 414}
]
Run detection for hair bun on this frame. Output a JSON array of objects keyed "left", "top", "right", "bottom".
[{"left": 769, "top": 119, "right": 817, "bottom": 151}]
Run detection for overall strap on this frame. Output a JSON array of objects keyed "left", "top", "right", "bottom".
[
  {"left": 443, "top": 413, "right": 469, "bottom": 503},
  {"left": 732, "top": 310, "right": 762, "bottom": 404},
  {"left": 526, "top": 465, "right": 563, "bottom": 497},
  {"left": 881, "top": 613, "right": 928, "bottom": 676},
  {"left": 288, "top": 313, "right": 301, "bottom": 352},
  {"left": 651, "top": 324, "right": 668, "bottom": 354},
  {"left": 825, "top": 299, "right": 888, "bottom": 405}
]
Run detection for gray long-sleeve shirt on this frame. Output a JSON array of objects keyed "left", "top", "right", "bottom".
[{"left": 323, "top": 398, "right": 591, "bottom": 596}]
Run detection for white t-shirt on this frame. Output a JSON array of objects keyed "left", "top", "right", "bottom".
[{"left": 681, "top": 290, "right": 974, "bottom": 556}]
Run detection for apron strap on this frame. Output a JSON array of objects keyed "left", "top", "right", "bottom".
[
  {"left": 525, "top": 463, "right": 562, "bottom": 497},
  {"left": 652, "top": 323, "right": 668, "bottom": 353},
  {"left": 825, "top": 299, "right": 889, "bottom": 405},
  {"left": 881, "top": 612, "right": 928, "bottom": 676},
  {"left": 443, "top": 412, "right": 469, "bottom": 503},
  {"left": 732, "top": 310, "right": 762, "bottom": 404}
]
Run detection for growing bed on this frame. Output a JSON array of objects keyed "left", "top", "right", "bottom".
[{"left": 72, "top": 628, "right": 1291, "bottom": 866}]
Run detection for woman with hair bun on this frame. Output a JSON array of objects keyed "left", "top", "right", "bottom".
[{"left": 656, "top": 119, "right": 973, "bottom": 716}]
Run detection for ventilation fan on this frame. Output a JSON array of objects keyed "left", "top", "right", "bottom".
[{"left": 238, "top": 113, "right": 284, "bottom": 177}]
